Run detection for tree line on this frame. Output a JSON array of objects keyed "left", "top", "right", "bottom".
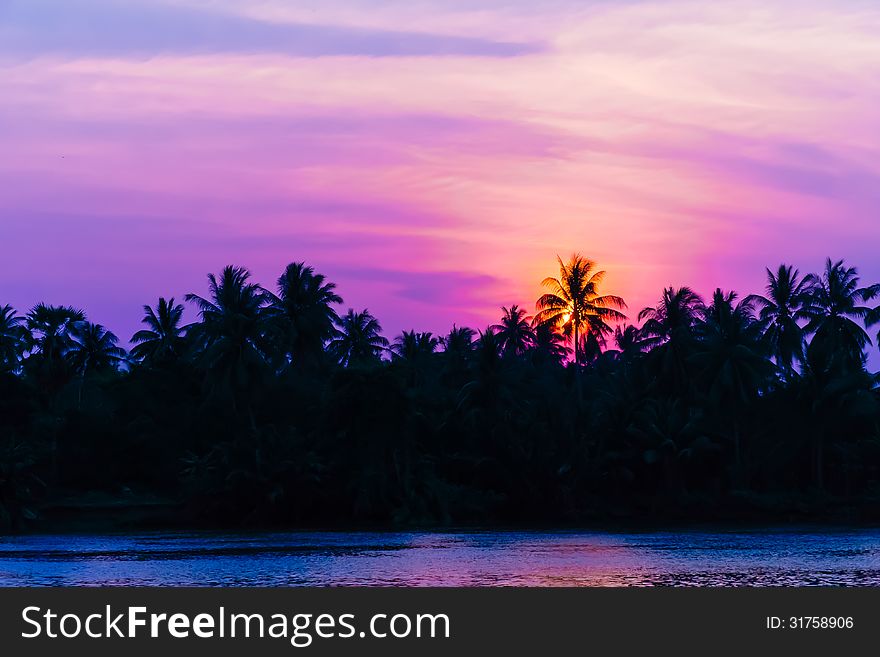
[{"left": 2, "top": 254, "right": 880, "bottom": 530}]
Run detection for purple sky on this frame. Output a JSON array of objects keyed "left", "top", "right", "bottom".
[{"left": 1, "top": 0, "right": 879, "bottom": 358}]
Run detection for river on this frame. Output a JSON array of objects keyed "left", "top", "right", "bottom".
[{"left": 1, "top": 528, "right": 879, "bottom": 586}]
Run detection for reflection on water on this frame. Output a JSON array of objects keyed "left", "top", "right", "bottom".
[{"left": 1, "top": 529, "right": 879, "bottom": 586}]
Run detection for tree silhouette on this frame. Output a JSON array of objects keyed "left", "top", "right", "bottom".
[
  {"left": 4, "top": 255, "right": 880, "bottom": 531},
  {"left": 328, "top": 309, "right": 389, "bottom": 367},
  {"left": 746, "top": 265, "right": 810, "bottom": 380},
  {"left": 68, "top": 322, "right": 126, "bottom": 376},
  {"left": 637, "top": 287, "right": 704, "bottom": 393},
  {"left": 441, "top": 325, "right": 475, "bottom": 356},
  {"left": 185, "top": 266, "right": 273, "bottom": 410},
  {"left": 535, "top": 254, "right": 627, "bottom": 364},
  {"left": 492, "top": 304, "right": 534, "bottom": 357},
  {"left": 802, "top": 258, "right": 875, "bottom": 373},
  {"left": 130, "top": 297, "right": 188, "bottom": 365},
  {"left": 0, "top": 305, "right": 27, "bottom": 373},
  {"left": 269, "top": 262, "right": 342, "bottom": 369}
]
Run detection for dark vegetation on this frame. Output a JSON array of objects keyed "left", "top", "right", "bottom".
[{"left": 3, "top": 255, "right": 880, "bottom": 531}]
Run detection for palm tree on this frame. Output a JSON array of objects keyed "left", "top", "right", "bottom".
[
  {"left": 269, "top": 262, "right": 342, "bottom": 368},
  {"left": 531, "top": 323, "right": 570, "bottom": 366},
  {"left": 130, "top": 297, "right": 188, "bottom": 365},
  {"left": 802, "top": 258, "right": 875, "bottom": 372},
  {"left": 691, "top": 289, "right": 771, "bottom": 483},
  {"left": 185, "top": 266, "right": 274, "bottom": 405},
  {"left": 492, "top": 304, "right": 534, "bottom": 357},
  {"left": 328, "top": 309, "right": 389, "bottom": 367},
  {"left": 745, "top": 265, "right": 811, "bottom": 379},
  {"left": 441, "top": 325, "right": 476, "bottom": 356},
  {"left": 535, "top": 254, "right": 627, "bottom": 364},
  {"left": 25, "top": 303, "right": 85, "bottom": 363},
  {"left": 637, "top": 287, "right": 704, "bottom": 393},
  {"left": 607, "top": 323, "right": 649, "bottom": 361},
  {"left": 391, "top": 330, "right": 439, "bottom": 362},
  {"left": 0, "top": 305, "right": 28, "bottom": 372},
  {"left": 67, "top": 322, "right": 126, "bottom": 376},
  {"left": 638, "top": 286, "right": 704, "bottom": 348},
  {"left": 67, "top": 322, "right": 126, "bottom": 405}
]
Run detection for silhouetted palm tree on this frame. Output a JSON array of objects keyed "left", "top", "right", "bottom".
[
  {"left": 25, "top": 304, "right": 85, "bottom": 363},
  {"left": 608, "top": 323, "right": 649, "bottom": 361},
  {"left": 638, "top": 287, "right": 704, "bottom": 393},
  {"left": 391, "top": 330, "right": 439, "bottom": 362},
  {"left": 535, "top": 254, "right": 627, "bottom": 364},
  {"left": 130, "top": 297, "right": 188, "bottom": 365},
  {"left": 802, "top": 259, "right": 875, "bottom": 372},
  {"left": 328, "top": 309, "right": 389, "bottom": 367},
  {"left": 185, "top": 266, "right": 274, "bottom": 405},
  {"left": 492, "top": 305, "right": 534, "bottom": 357},
  {"left": 269, "top": 262, "right": 342, "bottom": 369},
  {"left": 0, "top": 305, "right": 27, "bottom": 372},
  {"left": 692, "top": 290, "right": 770, "bottom": 482},
  {"left": 746, "top": 265, "right": 811, "bottom": 379},
  {"left": 531, "top": 323, "right": 570, "bottom": 366},
  {"left": 68, "top": 322, "right": 126, "bottom": 376},
  {"left": 441, "top": 325, "right": 476, "bottom": 356},
  {"left": 638, "top": 286, "right": 704, "bottom": 348}
]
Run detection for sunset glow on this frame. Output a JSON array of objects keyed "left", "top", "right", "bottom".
[{"left": 2, "top": 0, "right": 879, "bottom": 345}]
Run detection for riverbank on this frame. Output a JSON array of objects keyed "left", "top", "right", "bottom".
[{"left": 13, "top": 488, "right": 880, "bottom": 535}]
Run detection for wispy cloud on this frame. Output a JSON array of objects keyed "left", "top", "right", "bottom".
[{"left": 0, "top": 0, "right": 542, "bottom": 58}]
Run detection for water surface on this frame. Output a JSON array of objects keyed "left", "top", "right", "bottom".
[{"left": 1, "top": 529, "right": 879, "bottom": 586}]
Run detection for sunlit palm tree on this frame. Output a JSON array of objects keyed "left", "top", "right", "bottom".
[
  {"left": 130, "top": 297, "right": 188, "bottom": 365},
  {"left": 269, "top": 262, "right": 342, "bottom": 368},
  {"left": 0, "top": 305, "right": 28, "bottom": 372},
  {"left": 802, "top": 258, "right": 875, "bottom": 371},
  {"left": 328, "top": 309, "right": 389, "bottom": 367},
  {"left": 535, "top": 254, "right": 627, "bottom": 364},
  {"left": 745, "top": 264, "right": 811, "bottom": 379},
  {"left": 492, "top": 304, "right": 534, "bottom": 357},
  {"left": 185, "top": 266, "right": 274, "bottom": 403},
  {"left": 68, "top": 322, "right": 126, "bottom": 376}
]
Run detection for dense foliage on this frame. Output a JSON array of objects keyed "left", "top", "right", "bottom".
[{"left": 2, "top": 256, "right": 880, "bottom": 531}]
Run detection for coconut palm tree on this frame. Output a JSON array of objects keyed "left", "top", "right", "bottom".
[
  {"left": 67, "top": 322, "right": 126, "bottom": 376},
  {"left": 535, "top": 254, "right": 627, "bottom": 364},
  {"left": 692, "top": 289, "right": 771, "bottom": 482},
  {"left": 185, "top": 266, "right": 274, "bottom": 405},
  {"left": 745, "top": 264, "right": 811, "bottom": 379},
  {"left": 391, "top": 330, "right": 439, "bottom": 362},
  {"left": 130, "top": 297, "right": 188, "bottom": 365},
  {"left": 269, "top": 262, "right": 342, "bottom": 368},
  {"left": 25, "top": 304, "right": 85, "bottom": 363},
  {"left": 0, "top": 305, "right": 28, "bottom": 372},
  {"left": 638, "top": 286, "right": 705, "bottom": 348},
  {"left": 801, "top": 259, "right": 875, "bottom": 372},
  {"left": 492, "top": 304, "right": 534, "bottom": 357},
  {"left": 637, "top": 287, "right": 704, "bottom": 393},
  {"left": 441, "top": 325, "right": 476, "bottom": 356},
  {"left": 530, "top": 323, "right": 570, "bottom": 366},
  {"left": 607, "top": 323, "right": 649, "bottom": 361},
  {"left": 328, "top": 309, "right": 389, "bottom": 367}
]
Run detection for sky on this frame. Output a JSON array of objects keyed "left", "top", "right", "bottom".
[{"left": 1, "top": 0, "right": 879, "bottom": 352}]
